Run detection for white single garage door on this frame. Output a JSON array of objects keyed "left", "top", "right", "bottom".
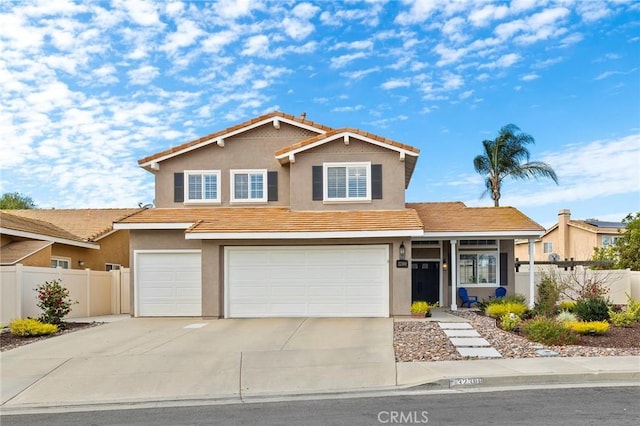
[
  {"left": 225, "top": 245, "right": 389, "bottom": 318},
  {"left": 136, "top": 251, "right": 202, "bottom": 316}
]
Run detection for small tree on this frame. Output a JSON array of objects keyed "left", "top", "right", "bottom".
[
  {"left": 615, "top": 212, "right": 640, "bottom": 271},
  {"left": 35, "top": 280, "right": 77, "bottom": 325},
  {"left": 0, "top": 192, "right": 36, "bottom": 209}
]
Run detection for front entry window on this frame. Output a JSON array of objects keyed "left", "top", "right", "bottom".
[{"left": 459, "top": 252, "right": 497, "bottom": 285}]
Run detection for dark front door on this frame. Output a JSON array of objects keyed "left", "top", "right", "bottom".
[{"left": 412, "top": 261, "right": 440, "bottom": 304}]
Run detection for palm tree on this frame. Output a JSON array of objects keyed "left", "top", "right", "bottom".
[{"left": 473, "top": 124, "right": 558, "bottom": 207}]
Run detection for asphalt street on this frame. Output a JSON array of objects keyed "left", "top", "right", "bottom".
[{"left": 2, "top": 385, "right": 638, "bottom": 426}]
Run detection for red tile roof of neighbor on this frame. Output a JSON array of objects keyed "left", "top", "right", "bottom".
[
  {"left": 117, "top": 207, "right": 425, "bottom": 234},
  {"left": 406, "top": 202, "right": 545, "bottom": 232},
  {"left": 138, "top": 111, "right": 334, "bottom": 165},
  {"left": 4, "top": 209, "right": 141, "bottom": 241}
]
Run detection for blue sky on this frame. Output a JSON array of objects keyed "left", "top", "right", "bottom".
[{"left": 1, "top": 0, "right": 638, "bottom": 228}]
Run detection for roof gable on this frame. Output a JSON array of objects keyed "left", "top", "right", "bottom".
[
  {"left": 275, "top": 128, "right": 420, "bottom": 188},
  {"left": 138, "top": 112, "right": 331, "bottom": 170}
]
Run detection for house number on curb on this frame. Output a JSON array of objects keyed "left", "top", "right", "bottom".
[{"left": 449, "top": 377, "right": 484, "bottom": 387}]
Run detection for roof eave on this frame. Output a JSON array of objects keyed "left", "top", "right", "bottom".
[
  {"left": 421, "top": 230, "right": 545, "bottom": 239},
  {"left": 186, "top": 229, "right": 425, "bottom": 240}
]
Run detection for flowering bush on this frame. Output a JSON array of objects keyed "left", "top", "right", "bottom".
[
  {"left": 577, "top": 281, "right": 610, "bottom": 301},
  {"left": 564, "top": 321, "right": 610, "bottom": 335},
  {"left": 521, "top": 317, "right": 579, "bottom": 345},
  {"left": 35, "top": 279, "right": 77, "bottom": 325},
  {"left": 500, "top": 313, "right": 522, "bottom": 332},
  {"left": 485, "top": 302, "right": 528, "bottom": 319}
]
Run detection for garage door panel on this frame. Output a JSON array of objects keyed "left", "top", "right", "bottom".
[
  {"left": 226, "top": 245, "right": 389, "bottom": 318},
  {"left": 136, "top": 251, "right": 201, "bottom": 317}
]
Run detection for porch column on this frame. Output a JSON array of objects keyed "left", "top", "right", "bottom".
[
  {"left": 528, "top": 238, "right": 535, "bottom": 309},
  {"left": 450, "top": 240, "right": 458, "bottom": 311}
]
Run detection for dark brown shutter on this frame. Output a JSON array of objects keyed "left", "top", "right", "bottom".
[
  {"left": 312, "top": 166, "right": 323, "bottom": 200},
  {"left": 500, "top": 253, "right": 508, "bottom": 286},
  {"left": 371, "top": 164, "right": 382, "bottom": 199},
  {"left": 174, "top": 172, "right": 184, "bottom": 203},
  {"left": 267, "top": 171, "right": 278, "bottom": 201}
]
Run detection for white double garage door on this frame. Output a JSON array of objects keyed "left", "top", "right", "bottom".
[{"left": 135, "top": 245, "right": 389, "bottom": 318}]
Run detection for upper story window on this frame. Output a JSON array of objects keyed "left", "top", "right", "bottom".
[
  {"left": 323, "top": 162, "right": 371, "bottom": 202},
  {"left": 51, "top": 257, "right": 70, "bottom": 269},
  {"left": 602, "top": 236, "right": 619, "bottom": 246},
  {"left": 231, "top": 169, "right": 267, "bottom": 203},
  {"left": 185, "top": 170, "right": 220, "bottom": 203},
  {"left": 543, "top": 242, "right": 553, "bottom": 253}
]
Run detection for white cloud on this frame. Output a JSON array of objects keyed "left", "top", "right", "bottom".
[
  {"left": 282, "top": 17, "right": 315, "bottom": 40},
  {"left": 468, "top": 4, "right": 509, "bottom": 27},
  {"left": 395, "top": 0, "right": 438, "bottom": 25},
  {"left": 215, "top": 0, "right": 258, "bottom": 20},
  {"left": 330, "top": 52, "right": 367, "bottom": 69},
  {"left": 117, "top": 0, "right": 162, "bottom": 27},
  {"left": 161, "top": 19, "right": 205, "bottom": 54},
  {"left": 292, "top": 2, "right": 320, "bottom": 20},
  {"left": 331, "top": 40, "right": 374, "bottom": 50},
  {"left": 341, "top": 67, "right": 381, "bottom": 80},
  {"left": 577, "top": 0, "right": 611, "bottom": 22},
  {"left": 434, "top": 43, "right": 467, "bottom": 66},
  {"left": 479, "top": 53, "right": 521, "bottom": 69},
  {"left": 459, "top": 90, "right": 473, "bottom": 99},
  {"left": 127, "top": 65, "right": 160, "bottom": 85},
  {"left": 331, "top": 105, "right": 364, "bottom": 112},
  {"left": 242, "top": 35, "right": 270, "bottom": 56},
  {"left": 381, "top": 79, "right": 411, "bottom": 90},
  {"left": 521, "top": 73, "right": 540, "bottom": 81}
]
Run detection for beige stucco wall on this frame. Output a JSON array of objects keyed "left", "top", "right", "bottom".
[
  {"left": 49, "top": 230, "right": 130, "bottom": 271},
  {"left": 20, "top": 245, "right": 53, "bottom": 267},
  {"left": 289, "top": 138, "right": 407, "bottom": 211},
  {"left": 153, "top": 123, "right": 318, "bottom": 208}
]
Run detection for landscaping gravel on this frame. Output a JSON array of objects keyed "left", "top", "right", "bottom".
[{"left": 394, "top": 310, "right": 640, "bottom": 362}]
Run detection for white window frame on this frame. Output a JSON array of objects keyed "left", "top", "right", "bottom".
[
  {"left": 51, "top": 257, "right": 71, "bottom": 269},
  {"left": 230, "top": 169, "right": 267, "bottom": 203},
  {"left": 323, "top": 162, "right": 371, "bottom": 203},
  {"left": 543, "top": 242, "right": 553, "bottom": 253},
  {"left": 602, "top": 236, "right": 619, "bottom": 247},
  {"left": 184, "top": 170, "right": 221, "bottom": 204},
  {"left": 458, "top": 244, "right": 499, "bottom": 287}
]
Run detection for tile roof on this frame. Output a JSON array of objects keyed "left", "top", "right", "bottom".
[
  {"left": 138, "top": 111, "right": 333, "bottom": 166},
  {"left": 5, "top": 209, "right": 141, "bottom": 241},
  {"left": 1, "top": 211, "right": 85, "bottom": 242},
  {"left": 117, "top": 207, "right": 424, "bottom": 234},
  {"left": 406, "top": 202, "right": 545, "bottom": 233},
  {"left": 274, "top": 128, "right": 420, "bottom": 157},
  {"left": 0, "top": 240, "right": 52, "bottom": 265}
]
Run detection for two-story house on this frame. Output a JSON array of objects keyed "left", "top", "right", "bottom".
[
  {"left": 115, "top": 112, "right": 544, "bottom": 318},
  {"left": 515, "top": 209, "right": 626, "bottom": 262}
]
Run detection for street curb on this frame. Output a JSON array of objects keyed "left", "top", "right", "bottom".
[{"left": 1, "top": 372, "right": 638, "bottom": 416}]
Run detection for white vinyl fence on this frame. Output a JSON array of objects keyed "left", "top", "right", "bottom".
[
  {"left": 1, "top": 264, "right": 130, "bottom": 324},
  {"left": 515, "top": 267, "right": 640, "bottom": 306}
]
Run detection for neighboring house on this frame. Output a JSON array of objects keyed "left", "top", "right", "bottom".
[
  {"left": 1, "top": 209, "right": 139, "bottom": 270},
  {"left": 515, "top": 209, "right": 626, "bottom": 262},
  {"left": 114, "top": 112, "right": 544, "bottom": 318}
]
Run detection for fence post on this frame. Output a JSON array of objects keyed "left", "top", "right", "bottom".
[
  {"left": 16, "top": 263, "right": 23, "bottom": 319},
  {"left": 86, "top": 268, "right": 91, "bottom": 317}
]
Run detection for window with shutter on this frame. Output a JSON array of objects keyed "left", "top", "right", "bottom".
[{"left": 322, "top": 162, "right": 371, "bottom": 202}]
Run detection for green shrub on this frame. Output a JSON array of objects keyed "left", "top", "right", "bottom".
[
  {"left": 485, "top": 302, "right": 528, "bottom": 319},
  {"left": 500, "top": 313, "right": 522, "bottom": 332},
  {"left": 608, "top": 309, "right": 636, "bottom": 327},
  {"left": 574, "top": 297, "right": 610, "bottom": 322},
  {"left": 556, "top": 311, "right": 578, "bottom": 323},
  {"left": 565, "top": 321, "right": 610, "bottom": 335},
  {"left": 626, "top": 293, "right": 640, "bottom": 321},
  {"left": 35, "top": 279, "right": 77, "bottom": 325},
  {"left": 9, "top": 318, "right": 58, "bottom": 337},
  {"left": 535, "top": 274, "right": 563, "bottom": 317},
  {"left": 521, "top": 317, "right": 579, "bottom": 346},
  {"left": 558, "top": 301, "right": 577, "bottom": 312}
]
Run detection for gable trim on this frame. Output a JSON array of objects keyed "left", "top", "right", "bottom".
[
  {"left": 0, "top": 228, "right": 100, "bottom": 249},
  {"left": 186, "top": 229, "right": 425, "bottom": 240},
  {"left": 113, "top": 223, "right": 194, "bottom": 230},
  {"left": 276, "top": 130, "right": 419, "bottom": 164},
  {"left": 423, "top": 230, "right": 544, "bottom": 238},
  {"left": 140, "top": 115, "right": 328, "bottom": 169}
]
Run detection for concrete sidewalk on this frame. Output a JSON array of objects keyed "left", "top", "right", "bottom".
[{"left": 1, "top": 316, "right": 638, "bottom": 413}]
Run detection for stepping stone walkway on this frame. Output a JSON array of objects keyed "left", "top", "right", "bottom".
[{"left": 438, "top": 322, "right": 502, "bottom": 358}]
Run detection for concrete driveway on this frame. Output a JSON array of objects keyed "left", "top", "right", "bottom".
[{"left": 1, "top": 317, "right": 395, "bottom": 408}]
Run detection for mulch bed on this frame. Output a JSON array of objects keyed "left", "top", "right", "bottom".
[
  {"left": 1, "top": 322, "right": 103, "bottom": 352},
  {"left": 569, "top": 322, "right": 640, "bottom": 348}
]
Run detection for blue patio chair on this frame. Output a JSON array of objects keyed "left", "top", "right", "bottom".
[
  {"left": 494, "top": 287, "right": 507, "bottom": 299},
  {"left": 458, "top": 287, "right": 478, "bottom": 308}
]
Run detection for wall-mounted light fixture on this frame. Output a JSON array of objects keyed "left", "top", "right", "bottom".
[
  {"left": 442, "top": 258, "right": 448, "bottom": 270},
  {"left": 78, "top": 260, "right": 85, "bottom": 267},
  {"left": 399, "top": 242, "right": 406, "bottom": 260}
]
